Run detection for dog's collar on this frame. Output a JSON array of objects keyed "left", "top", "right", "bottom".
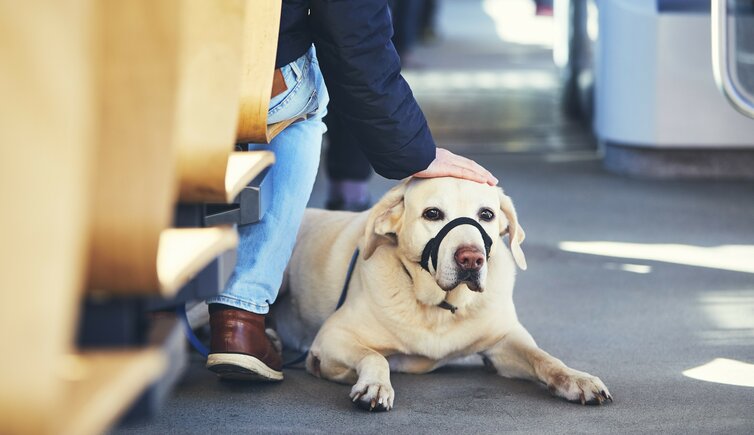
[{"left": 419, "top": 217, "right": 493, "bottom": 273}]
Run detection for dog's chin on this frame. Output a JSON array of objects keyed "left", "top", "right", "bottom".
[
  {"left": 437, "top": 270, "right": 484, "bottom": 293},
  {"left": 464, "top": 280, "right": 483, "bottom": 292}
]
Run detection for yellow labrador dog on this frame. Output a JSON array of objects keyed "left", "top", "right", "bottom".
[{"left": 272, "top": 177, "right": 611, "bottom": 411}]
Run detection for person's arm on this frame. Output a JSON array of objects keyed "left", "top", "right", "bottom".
[
  {"left": 309, "top": 0, "right": 432, "bottom": 180},
  {"left": 310, "top": 0, "right": 496, "bottom": 185}
]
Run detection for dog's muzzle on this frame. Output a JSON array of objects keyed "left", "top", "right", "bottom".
[{"left": 419, "top": 217, "right": 493, "bottom": 276}]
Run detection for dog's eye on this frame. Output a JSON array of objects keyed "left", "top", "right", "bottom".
[
  {"left": 479, "top": 208, "right": 495, "bottom": 222},
  {"left": 422, "top": 207, "right": 444, "bottom": 221}
]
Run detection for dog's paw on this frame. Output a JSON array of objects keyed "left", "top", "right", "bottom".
[
  {"left": 349, "top": 381, "right": 395, "bottom": 412},
  {"left": 547, "top": 369, "right": 613, "bottom": 405}
]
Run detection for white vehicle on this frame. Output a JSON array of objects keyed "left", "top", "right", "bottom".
[{"left": 556, "top": 0, "right": 754, "bottom": 177}]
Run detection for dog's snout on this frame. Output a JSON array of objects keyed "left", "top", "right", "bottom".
[{"left": 454, "top": 246, "right": 484, "bottom": 271}]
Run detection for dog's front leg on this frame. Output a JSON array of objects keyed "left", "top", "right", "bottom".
[
  {"left": 348, "top": 351, "right": 394, "bottom": 411},
  {"left": 482, "top": 325, "right": 612, "bottom": 405},
  {"left": 307, "top": 331, "right": 395, "bottom": 412}
]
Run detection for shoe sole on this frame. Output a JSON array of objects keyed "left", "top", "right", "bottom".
[{"left": 206, "top": 353, "right": 284, "bottom": 382}]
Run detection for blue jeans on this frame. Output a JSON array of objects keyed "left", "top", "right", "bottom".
[{"left": 207, "top": 46, "right": 328, "bottom": 314}]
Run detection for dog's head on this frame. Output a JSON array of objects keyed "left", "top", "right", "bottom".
[{"left": 363, "top": 177, "right": 526, "bottom": 295}]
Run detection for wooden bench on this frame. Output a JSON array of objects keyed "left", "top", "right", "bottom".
[
  {"left": 0, "top": 0, "right": 290, "bottom": 432},
  {"left": 236, "top": 0, "right": 300, "bottom": 144},
  {"left": 86, "top": 0, "right": 239, "bottom": 298},
  {"left": 0, "top": 1, "right": 166, "bottom": 433},
  {"left": 174, "top": 0, "right": 276, "bottom": 205}
]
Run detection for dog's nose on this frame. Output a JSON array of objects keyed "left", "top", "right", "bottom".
[{"left": 454, "top": 246, "right": 484, "bottom": 271}]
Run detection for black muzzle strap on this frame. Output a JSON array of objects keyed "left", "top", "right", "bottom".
[{"left": 419, "top": 217, "right": 493, "bottom": 272}]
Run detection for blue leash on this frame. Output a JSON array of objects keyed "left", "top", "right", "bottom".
[
  {"left": 179, "top": 248, "right": 361, "bottom": 367},
  {"left": 177, "top": 304, "right": 210, "bottom": 359},
  {"left": 336, "top": 248, "right": 360, "bottom": 312},
  {"left": 282, "top": 248, "right": 360, "bottom": 368}
]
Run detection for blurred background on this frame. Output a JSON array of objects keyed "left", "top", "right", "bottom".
[{"left": 312, "top": 0, "right": 754, "bottom": 208}]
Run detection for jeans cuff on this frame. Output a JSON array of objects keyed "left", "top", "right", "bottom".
[{"left": 206, "top": 295, "right": 269, "bottom": 315}]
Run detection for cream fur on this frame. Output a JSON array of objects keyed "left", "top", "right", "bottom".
[{"left": 272, "top": 177, "right": 611, "bottom": 410}]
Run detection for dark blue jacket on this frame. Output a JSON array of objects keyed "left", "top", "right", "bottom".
[{"left": 276, "top": 0, "right": 435, "bottom": 180}]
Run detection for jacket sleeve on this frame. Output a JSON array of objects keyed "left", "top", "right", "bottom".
[{"left": 309, "top": 0, "right": 436, "bottom": 180}]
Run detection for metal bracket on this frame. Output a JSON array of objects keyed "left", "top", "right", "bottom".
[
  {"left": 204, "top": 167, "right": 270, "bottom": 227},
  {"left": 173, "top": 167, "right": 270, "bottom": 228}
]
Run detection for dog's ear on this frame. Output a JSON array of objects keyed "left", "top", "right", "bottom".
[
  {"left": 498, "top": 189, "right": 527, "bottom": 270},
  {"left": 363, "top": 180, "right": 409, "bottom": 260}
]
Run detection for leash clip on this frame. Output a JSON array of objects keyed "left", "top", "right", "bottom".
[{"left": 438, "top": 300, "right": 458, "bottom": 314}]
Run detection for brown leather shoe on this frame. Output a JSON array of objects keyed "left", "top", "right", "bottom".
[{"left": 206, "top": 304, "right": 283, "bottom": 381}]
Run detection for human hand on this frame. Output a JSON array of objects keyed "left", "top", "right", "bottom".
[{"left": 413, "top": 148, "right": 498, "bottom": 186}]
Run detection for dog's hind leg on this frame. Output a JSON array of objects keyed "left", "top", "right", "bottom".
[{"left": 482, "top": 324, "right": 612, "bottom": 405}]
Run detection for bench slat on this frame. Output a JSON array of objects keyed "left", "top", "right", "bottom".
[
  {"left": 175, "top": 0, "right": 246, "bottom": 203},
  {"left": 157, "top": 227, "right": 239, "bottom": 296},
  {"left": 225, "top": 151, "right": 276, "bottom": 203},
  {"left": 59, "top": 350, "right": 166, "bottom": 435},
  {"left": 236, "top": 0, "right": 284, "bottom": 144}
]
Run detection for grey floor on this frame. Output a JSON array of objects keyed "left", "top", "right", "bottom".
[{"left": 117, "top": 1, "right": 754, "bottom": 433}]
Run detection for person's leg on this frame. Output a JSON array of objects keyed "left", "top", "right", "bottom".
[
  {"left": 324, "top": 108, "right": 373, "bottom": 211},
  {"left": 389, "top": 0, "right": 424, "bottom": 58},
  {"left": 206, "top": 46, "right": 328, "bottom": 381},
  {"left": 208, "top": 112, "right": 325, "bottom": 314},
  {"left": 420, "top": 0, "right": 439, "bottom": 43}
]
